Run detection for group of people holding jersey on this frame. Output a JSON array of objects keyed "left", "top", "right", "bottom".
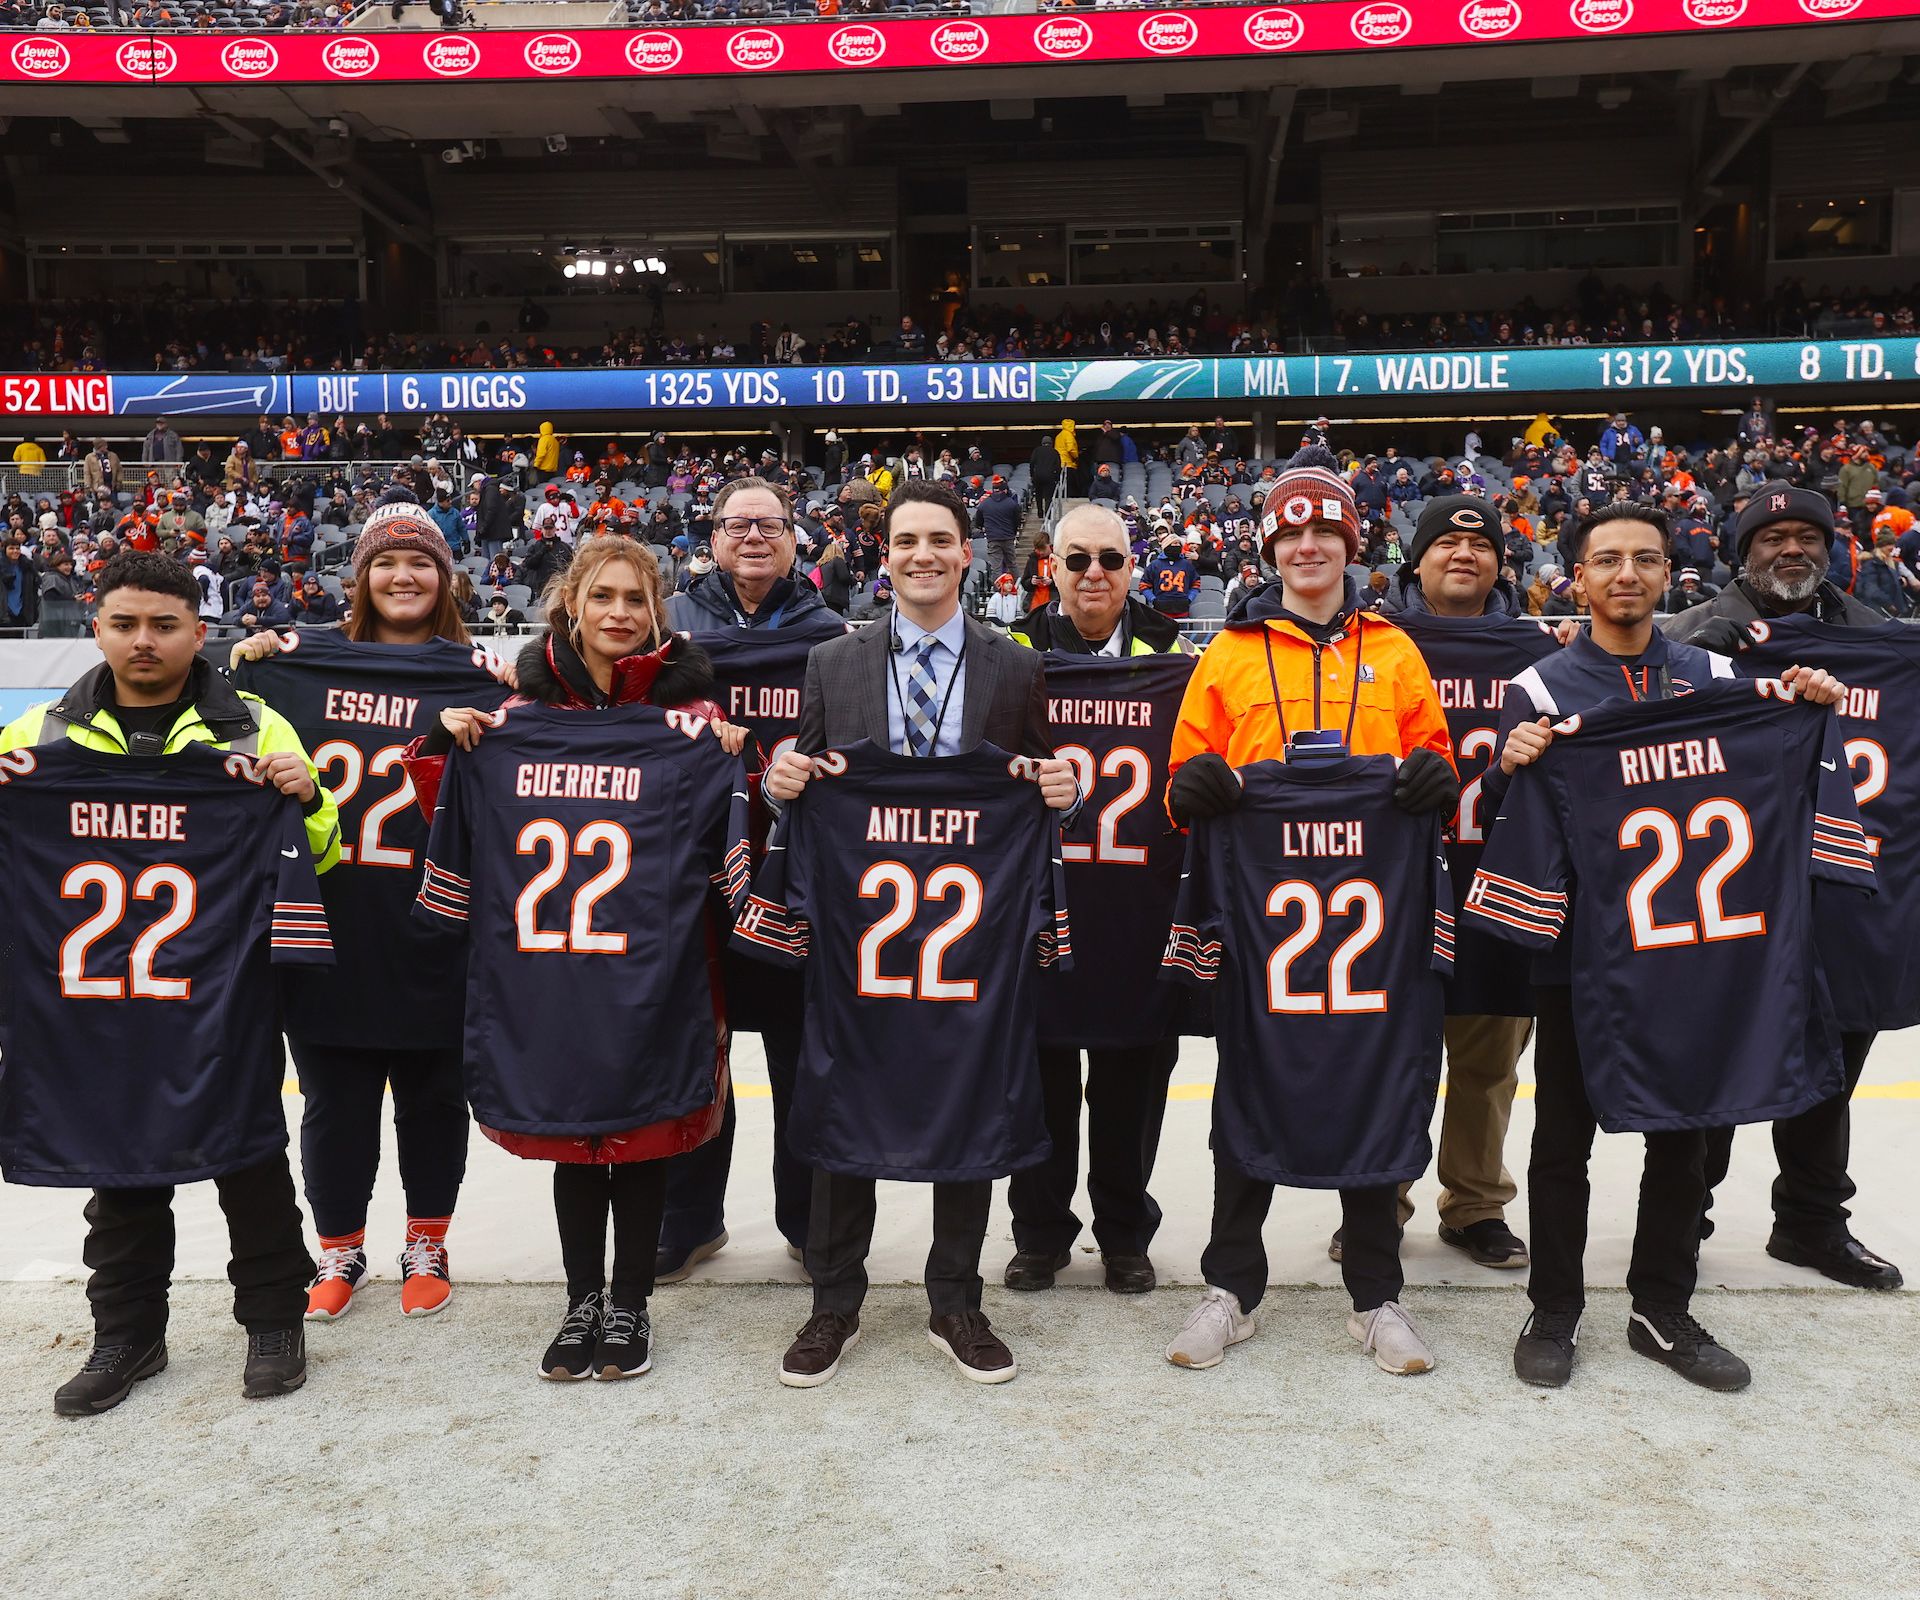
[{"left": 10, "top": 447, "right": 1899, "bottom": 1418}]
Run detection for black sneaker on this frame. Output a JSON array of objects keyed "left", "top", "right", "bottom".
[
  {"left": 1627, "top": 1307, "right": 1752, "bottom": 1392},
  {"left": 242, "top": 1326, "right": 307, "bottom": 1399},
  {"left": 53, "top": 1337, "right": 167, "bottom": 1418},
  {"left": 1327, "top": 1227, "right": 1343, "bottom": 1263},
  {"left": 594, "top": 1299, "right": 653, "bottom": 1380},
  {"left": 1766, "top": 1233, "right": 1904, "bottom": 1291},
  {"left": 1003, "top": 1248, "right": 1071, "bottom": 1291},
  {"left": 541, "top": 1291, "right": 604, "bottom": 1381},
  {"left": 654, "top": 1230, "right": 729, "bottom": 1286},
  {"left": 1513, "top": 1308, "right": 1581, "bottom": 1388},
  {"left": 1440, "top": 1218, "right": 1529, "bottom": 1268}
]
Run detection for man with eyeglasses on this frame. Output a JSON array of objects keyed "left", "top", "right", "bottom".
[
  {"left": 1489, "top": 501, "right": 1843, "bottom": 1391},
  {"left": 1003, "top": 505, "right": 1195, "bottom": 1295},
  {"left": 661, "top": 478, "right": 848, "bottom": 1282}
]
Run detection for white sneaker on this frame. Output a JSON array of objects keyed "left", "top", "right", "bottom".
[
  {"left": 1347, "top": 1300, "right": 1436, "bottom": 1375},
  {"left": 1165, "top": 1285, "right": 1257, "bottom": 1369}
]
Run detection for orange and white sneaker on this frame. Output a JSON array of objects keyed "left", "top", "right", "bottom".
[
  {"left": 305, "top": 1241, "right": 369, "bottom": 1323},
  {"left": 398, "top": 1219, "right": 453, "bottom": 1318}
]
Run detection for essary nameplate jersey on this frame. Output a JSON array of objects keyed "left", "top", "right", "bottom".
[
  {"left": 1465, "top": 679, "right": 1872, "bottom": 1132},
  {"left": 0, "top": 744, "right": 333, "bottom": 1188}
]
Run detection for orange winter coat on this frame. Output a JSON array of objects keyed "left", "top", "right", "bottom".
[{"left": 1168, "top": 580, "right": 1453, "bottom": 790}]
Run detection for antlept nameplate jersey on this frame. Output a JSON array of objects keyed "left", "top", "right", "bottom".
[
  {"left": 1165, "top": 756, "right": 1451, "bottom": 1188},
  {"left": 0, "top": 744, "right": 333, "bottom": 1187},
  {"left": 414, "top": 702, "right": 749, "bottom": 1137},
  {"left": 1466, "top": 681, "right": 1874, "bottom": 1131},
  {"left": 733, "top": 741, "right": 1068, "bottom": 1182},
  {"left": 237, "top": 630, "right": 510, "bottom": 1048}
]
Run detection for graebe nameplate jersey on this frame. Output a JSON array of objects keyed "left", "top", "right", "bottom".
[
  {"left": 1466, "top": 681, "right": 1873, "bottom": 1132},
  {"left": 1394, "top": 610, "right": 1557, "bottom": 1017},
  {"left": 0, "top": 744, "right": 333, "bottom": 1187},
  {"left": 1164, "top": 756, "right": 1451, "bottom": 1188},
  {"left": 1737, "top": 616, "right": 1920, "bottom": 1032},
  {"left": 1042, "top": 652, "right": 1195, "bottom": 1048},
  {"left": 236, "top": 630, "right": 510, "bottom": 1049},
  {"left": 732, "top": 741, "right": 1067, "bottom": 1182},
  {"left": 414, "top": 703, "right": 749, "bottom": 1137}
]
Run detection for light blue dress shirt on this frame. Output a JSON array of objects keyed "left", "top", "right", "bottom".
[{"left": 885, "top": 607, "right": 969, "bottom": 757}]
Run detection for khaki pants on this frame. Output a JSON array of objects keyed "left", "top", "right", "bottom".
[{"left": 1398, "top": 1014, "right": 1532, "bottom": 1230}]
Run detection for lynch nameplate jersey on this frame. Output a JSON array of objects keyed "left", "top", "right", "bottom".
[
  {"left": 732, "top": 742, "right": 1067, "bottom": 1182},
  {"left": 1737, "top": 616, "right": 1920, "bottom": 1032},
  {"left": 236, "top": 630, "right": 510, "bottom": 1050},
  {"left": 0, "top": 744, "right": 333, "bottom": 1187},
  {"left": 1043, "top": 652, "right": 1196, "bottom": 1048},
  {"left": 1466, "top": 681, "right": 1873, "bottom": 1132},
  {"left": 1164, "top": 757, "right": 1451, "bottom": 1188},
  {"left": 414, "top": 702, "right": 749, "bottom": 1137},
  {"left": 1395, "top": 609, "right": 1558, "bottom": 1017}
]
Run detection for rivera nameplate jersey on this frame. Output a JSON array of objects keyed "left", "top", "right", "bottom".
[
  {"left": 733, "top": 741, "right": 1068, "bottom": 1182},
  {"left": 1466, "top": 681, "right": 1873, "bottom": 1131},
  {"left": 0, "top": 744, "right": 334, "bottom": 1187},
  {"left": 1165, "top": 756, "right": 1452, "bottom": 1188}
]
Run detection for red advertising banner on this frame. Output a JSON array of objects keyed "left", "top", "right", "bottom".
[{"left": 0, "top": 0, "right": 1906, "bottom": 85}]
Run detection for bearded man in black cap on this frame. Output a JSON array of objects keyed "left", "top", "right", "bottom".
[{"left": 1663, "top": 484, "right": 1901, "bottom": 1291}]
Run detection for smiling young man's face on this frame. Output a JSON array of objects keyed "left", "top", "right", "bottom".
[{"left": 886, "top": 502, "right": 970, "bottom": 627}]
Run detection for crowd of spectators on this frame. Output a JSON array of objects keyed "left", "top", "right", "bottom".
[
  {"left": 4, "top": 278, "right": 1914, "bottom": 377},
  {"left": 3, "top": 0, "right": 363, "bottom": 28}
]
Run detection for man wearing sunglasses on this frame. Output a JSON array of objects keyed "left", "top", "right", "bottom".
[{"left": 1005, "top": 506, "right": 1194, "bottom": 1295}]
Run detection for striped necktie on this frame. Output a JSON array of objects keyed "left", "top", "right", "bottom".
[{"left": 904, "top": 637, "right": 941, "bottom": 757}]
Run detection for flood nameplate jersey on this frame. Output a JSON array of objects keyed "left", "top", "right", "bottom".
[
  {"left": 1042, "top": 652, "right": 1196, "bottom": 1049},
  {"left": 1466, "top": 681, "right": 1873, "bottom": 1132},
  {"left": 1395, "top": 610, "right": 1558, "bottom": 1018},
  {"left": 0, "top": 744, "right": 333, "bottom": 1187},
  {"left": 1165, "top": 756, "right": 1451, "bottom": 1189},
  {"left": 414, "top": 702, "right": 749, "bottom": 1137},
  {"left": 1737, "top": 616, "right": 1920, "bottom": 1032},
  {"left": 237, "top": 630, "right": 510, "bottom": 1050},
  {"left": 732, "top": 742, "right": 1067, "bottom": 1182}
]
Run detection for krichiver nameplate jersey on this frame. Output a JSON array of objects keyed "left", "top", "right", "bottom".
[
  {"left": 0, "top": 744, "right": 333, "bottom": 1187},
  {"left": 1165, "top": 755, "right": 1451, "bottom": 1189},
  {"left": 236, "top": 629, "right": 511, "bottom": 1049},
  {"left": 1041, "top": 652, "right": 1196, "bottom": 1049},
  {"left": 414, "top": 702, "right": 749, "bottom": 1137},
  {"left": 732, "top": 741, "right": 1068, "bottom": 1183},
  {"left": 1466, "top": 681, "right": 1874, "bottom": 1132}
]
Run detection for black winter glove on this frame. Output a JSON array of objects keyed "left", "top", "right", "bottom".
[
  {"left": 1393, "top": 746, "right": 1461, "bottom": 817},
  {"left": 1688, "top": 616, "right": 1755, "bottom": 656},
  {"left": 1168, "top": 752, "right": 1243, "bottom": 824}
]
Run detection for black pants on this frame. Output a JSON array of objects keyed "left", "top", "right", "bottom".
[
  {"left": 552, "top": 1162, "right": 668, "bottom": 1304},
  {"left": 807, "top": 1170, "right": 991, "bottom": 1321},
  {"left": 1700, "top": 1029, "right": 1877, "bottom": 1245},
  {"left": 290, "top": 1040, "right": 471, "bottom": 1239},
  {"left": 1528, "top": 985, "right": 1703, "bottom": 1316},
  {"left": 1202, "top": 1158, "right": 1403, "bottom": 1315},
  {"left": 1009, "top": 1040, "right": 1177, "bottom": 1258},
  {"left": 659, "top": 1021, "right": 808, "bottom": 1255},
  {"left": 84, "top": 1152, "right": 315, "bottom": 1346}
]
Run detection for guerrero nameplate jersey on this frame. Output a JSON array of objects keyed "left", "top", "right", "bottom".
[
  {"left": 1466, "top": 681, "right": 1873, "bottom": 1131},
  {"left": 414, "top": 702, "right": 750, "bottom": 1138},
  {"left": 731, "top": 742, "right": 1068, "bottom": 1182},
  {"left": 1164, "top": 756, "right": 1451, "bottom": 1188},
  {"left": 1042, "top": 652, "right": 1196, "bottom": 1049},
  {"left": 236, "top": 630, "right": 510, "bottom": 1049},
  {"left": 0, "top": 744, "right": 334, "bottom": 1187},
  {"left": 1737, "top": 616, "right": 1920, "bottom": 1032},
  {"left": 1394, "top": 609, "right": 1558, "bottom": 1018}
]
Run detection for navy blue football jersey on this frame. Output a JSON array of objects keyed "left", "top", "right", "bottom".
[
  {"left": 1738, "top": 615, "right": 1920, "bottom": 1031},
  {"left": 414, "top": 702, "right": 750, "bottom": 1137},
  {"left": 0, "top": 744, "right": 333, "bottom": 1187},
  {"left": 1165, "top": 756, "right": 1451, "bottom": 1188},
  {"left": 1041, "top": 652, "right": 1196, "bottom": 1049},
  {"left": 236, "top": 630, "right": 510, "bottom": 1049},
  {"left": 1467, "top": 681, "right": 1872, "bottom": 1131},
  {"left": 1395, "top": 609, "right": 1558, "bottom": 1017},
  {"left": 732, "top": 741, "right": 1066, "bottom": 1182}
]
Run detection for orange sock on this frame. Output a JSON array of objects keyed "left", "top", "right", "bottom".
[
  {"left": 319, "top": 1227, "right": 366, "bottom": 1254},
  {"left": 405, "top": 1216, "right": 450, "bottom": 1246}
]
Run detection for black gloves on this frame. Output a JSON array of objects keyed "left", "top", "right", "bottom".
[
  {"left": 1394, "top": 747, "right": 1461, "bottom": 817},
  {"left": 1168, "top": 752, "right": 1243, "bottom": 824},
  {"left": 1688, "top": 616, "right": 1755, "bottom": 656}
]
